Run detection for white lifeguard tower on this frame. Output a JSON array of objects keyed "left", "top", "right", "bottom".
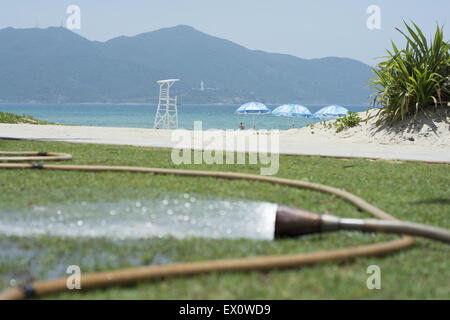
[{"left": 153, "top": 79, "right": 180, "bottom": 129}]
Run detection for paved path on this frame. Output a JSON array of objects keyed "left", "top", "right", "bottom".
[{"left": 1, "top": 124, "right": 449, "bottom": 163}]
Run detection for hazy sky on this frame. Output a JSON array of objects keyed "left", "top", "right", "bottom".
[{"left": 1, "top": 0, "right": 448, "bottom": 65}]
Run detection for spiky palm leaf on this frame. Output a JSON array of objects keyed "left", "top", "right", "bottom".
[{"left": 369, "top": 22, "right": 450, "bottom": 124}]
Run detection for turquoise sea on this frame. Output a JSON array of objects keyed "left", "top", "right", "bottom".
[{"left": 0, "top": 104, "right": 368, "bottom": 130}]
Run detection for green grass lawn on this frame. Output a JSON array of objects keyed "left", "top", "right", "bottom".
[{"left": 0, "top": 138, "right": 449, "bottom": 299}]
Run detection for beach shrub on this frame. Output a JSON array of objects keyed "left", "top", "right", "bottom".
[
  {"left": 0, "top": 111, "right": 53, "bottom": 124},
  {"left": 334, "top": 112, "right": 361, "bottom": 133},
  {"left": 369, "top": 22, "right": 450, "bottom": 124}
]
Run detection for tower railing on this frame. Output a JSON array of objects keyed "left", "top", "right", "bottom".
[{"left": 153, "top": 79, "right": 180, "bottom": 129}]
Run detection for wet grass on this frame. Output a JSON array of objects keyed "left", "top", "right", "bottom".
[{"left": 0, "top": 138, "right": 449, "bottom": 299}]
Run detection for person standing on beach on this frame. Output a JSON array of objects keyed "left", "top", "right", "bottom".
[{"left": 239, "top": 122, "right": 245, "bottom": 130}]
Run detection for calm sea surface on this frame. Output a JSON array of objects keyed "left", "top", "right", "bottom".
[{"left": 0, "top": 103, "right": 368, "bottom": 130}]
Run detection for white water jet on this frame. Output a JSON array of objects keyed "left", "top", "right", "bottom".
[{"left": 0, "top": 197, "right": 278, "bottom": 240}]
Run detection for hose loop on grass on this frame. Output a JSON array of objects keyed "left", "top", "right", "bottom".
[
  {"left": 0, "top": 151, "right": 72, "bottom": 162},
  {"left": 0, "top": 150, "right": 415, "bottom": 300}
]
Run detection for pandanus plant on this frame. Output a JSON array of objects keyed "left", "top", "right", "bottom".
[{"left": 369, "top": 21, "right": 450, "bottom": 124}]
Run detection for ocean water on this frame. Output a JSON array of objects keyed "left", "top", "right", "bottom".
[{"left": 0, "top": 103, "right": 368, "bottom": 130}]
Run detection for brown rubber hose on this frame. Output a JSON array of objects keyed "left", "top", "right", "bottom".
[
  {"left": 0, "top": 151, "right": 415, "bottom": 300},
  {"left": 0, "top": 151, "right": 72, "bottom": 162}
]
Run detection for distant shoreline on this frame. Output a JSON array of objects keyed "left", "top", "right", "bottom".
[
  {"left": 0, "top": 104, "right": 371, "bottom": 131},
  {"left": 0, "top": 102, "right": 372, "bottom": 107}
]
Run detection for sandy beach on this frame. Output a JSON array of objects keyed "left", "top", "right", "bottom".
[
  {"left": 299, "top": 108, "right": 450, "bottom": 147},
  {"left": 1, "top": 109, "right": 449, "bottom": 163}
]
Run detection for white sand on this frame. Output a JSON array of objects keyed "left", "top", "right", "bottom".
[
  {"left": 298, "top": 108, "right": 450, "bottom": 147},
  {"left": 1, "top": 109, "right": 449, "bottom": 163}
]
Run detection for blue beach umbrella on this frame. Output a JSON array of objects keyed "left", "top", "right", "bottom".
[
  {"left": 272, "top": 104, "right": 313, "bottom": 128},
  {"left": 272, "top": 104, "right": 313, "bottom": 117},
  {"left": 314, "top": 105, "right": 349, "bottom": 118},
  {"left": 235, "top": 102, "right": 271, "bottom": 129}
]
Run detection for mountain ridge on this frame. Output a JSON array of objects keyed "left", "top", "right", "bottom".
[{"left": 0, "top": 25, "right": 373, "bottom": 104}]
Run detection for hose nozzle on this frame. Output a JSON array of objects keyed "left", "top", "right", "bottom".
[{"left": 275, "top": 205, "right": 450, "bottom": 244}]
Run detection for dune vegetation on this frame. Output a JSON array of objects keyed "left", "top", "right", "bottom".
[
  {"left": 0, "top": 111, "right": 54, "bottom": 125},
  {"left": 369, "top": 22, "right": 450, "bottom": 124}
]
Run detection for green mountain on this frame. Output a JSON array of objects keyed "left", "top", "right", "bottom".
[{"left": 0, "top": 25, "right": 373, "bottom": 104}]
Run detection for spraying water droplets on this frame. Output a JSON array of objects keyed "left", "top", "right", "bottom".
[{"left": 0, "top": 196, "right": 277, "bottom": 240}]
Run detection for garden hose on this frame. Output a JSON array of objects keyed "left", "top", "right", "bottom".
[
  {"left": 275, "top": 205, "right": 450, "bottom": 243},
  {"left": 0, "top": 150, "right": 447, "bottom": 299}
]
